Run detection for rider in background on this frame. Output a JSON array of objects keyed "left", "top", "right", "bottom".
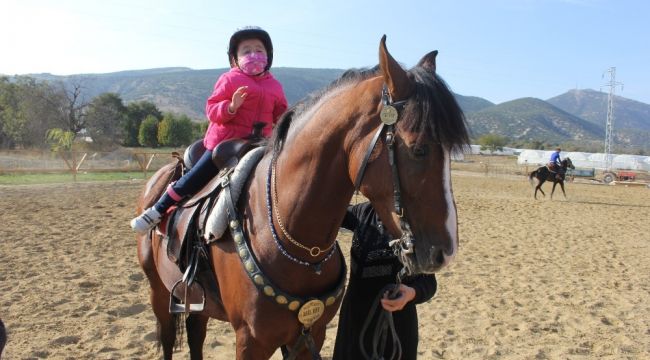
[
  {"left": 549, "top": 147, "right": 563, "bottom": 179},
  {"left": 131, "top": 26, "right": 288, "bottom": 233},
  {"left": 333, "top": 202, "right": 437, "bottom": 360}
]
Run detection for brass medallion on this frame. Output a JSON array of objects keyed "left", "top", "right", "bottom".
[
  {"left": 297, "top": 299, "right": 325, "bottom": 328},
  {"left": 380, "top": 105, "right": 399, "bottom": 125}
]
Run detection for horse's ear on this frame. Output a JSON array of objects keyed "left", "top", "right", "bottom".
[
  {"left": 417, "top": 50, "right": 438, "bottom": 73},
  {"left": 379, "top": 35, "right": 414, "bottom": 101}
]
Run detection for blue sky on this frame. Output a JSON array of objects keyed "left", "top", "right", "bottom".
[{"left": 1, "top": 0, "right": 648, "bottom": 104}]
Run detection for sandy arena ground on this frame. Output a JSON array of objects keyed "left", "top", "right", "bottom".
[{"left": 0, "top": 174, "right": 649, "bottom": 359}]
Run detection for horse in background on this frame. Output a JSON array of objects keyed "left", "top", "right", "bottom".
[
  {"left": 135, "top": 36, "right": 469, "bottom": 359},
  {"left": 529, "top": 158, "right": 575, "bottom": 199}
]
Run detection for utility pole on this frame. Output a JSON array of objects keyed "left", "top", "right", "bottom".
[{"left": 602, "top": 67, "right": 623, "bottom": 171}]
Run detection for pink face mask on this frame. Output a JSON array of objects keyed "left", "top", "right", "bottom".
[{"left": 238, "top": 53, "right": 267, "bottom": 75}]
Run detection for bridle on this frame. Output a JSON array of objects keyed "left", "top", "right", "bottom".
[
  {"left": 354, "top": 84, "right": 419, "bottom": 360},
  {"left": 267, "top": 84, "right": 418, "bottom": 276},
  {"left": 353, "top": 85, "right": 416, "bottom": 276}
]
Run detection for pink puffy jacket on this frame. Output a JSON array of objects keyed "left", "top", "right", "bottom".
[{"left": 204, "top": 68, "right": 288, "bottom": 150}]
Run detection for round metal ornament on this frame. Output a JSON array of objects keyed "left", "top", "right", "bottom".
[
  {"left": 380, "top": 105, "right": 399, "bottom": 125},
  {"left": 297, "top": 299, "right": 325, "bottom": 328}
]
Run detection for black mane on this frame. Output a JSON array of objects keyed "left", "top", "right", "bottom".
[
  {"left": 269, "top": 64, "right": 470, "bottom": 157},
  {"left": 400, "top": 67, "right": 470, "bottom": 152},
  {"left": 269, "top": 67, "right": 379, "bottom": 157}
]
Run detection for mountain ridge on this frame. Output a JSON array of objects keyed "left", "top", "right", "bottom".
[{"left": 7, "top": 68, "right": 650, "bottom": 150}]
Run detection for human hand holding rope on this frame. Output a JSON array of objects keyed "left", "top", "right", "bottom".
[{"left": 380, "top": 284, "right": 416, "bottom": 312}]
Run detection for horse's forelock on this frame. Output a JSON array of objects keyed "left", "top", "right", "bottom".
[{"left": 400, "top": 67, "right": 470, "bottom": 153}]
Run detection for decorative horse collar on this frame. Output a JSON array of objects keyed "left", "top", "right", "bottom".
[{"left": 222, "top": 176, "right": 347, "bottom": 326}]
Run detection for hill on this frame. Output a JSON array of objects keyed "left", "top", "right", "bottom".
[
  {"left": 13, "top": 69, "right": 650, "bottom": 150},
  {"left": 22, "top": 67, "right": 346, "bottom": 119},
  {"left": 547, "top": 89, "right": 650, "bottom": 148},
  {"left": 547, "top": 89, "right": 650, "bottom": 131},
  {"left": 455, "top": 94, "right": 494, "bottom": 113},
  {"left": 465, "top": 97, "right": 603, "bottom": 142}
]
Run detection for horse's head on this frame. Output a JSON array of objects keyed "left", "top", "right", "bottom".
[
  {"left": 563, "top": 157, "right": 575, "bottom": 170},
  {"left": 351, "top": 36, "right": 470, "bottom": 275}
]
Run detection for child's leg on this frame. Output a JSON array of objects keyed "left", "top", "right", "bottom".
[
  {"left": 157, "top": 150, "right": 219, "bottom": 212},
  {"left": 132, "top": 150, "right": 219, "bottom": 233}
]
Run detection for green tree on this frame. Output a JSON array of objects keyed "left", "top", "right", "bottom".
[
  {"left": 157, "top": 113, "right": 194, "bottom": 147},
  {"left": 124, "top": 101, "right": 163, "bottom": 147},
  {"left": 46, "top": 128, "right": 76, "bottom": 152},
  {"left": 0, "top": 77, "right": 62, "bottom": 148},
  {"left": 477, "top": 134, "right": 509, "bottom": 153},
  {"left": 85, "top": 93, "right": 127, "bottom": 147},
  {"left": 138, "top": 115, "right": 160, "bottom": 147},
  {"left": 192, "top": 120, "right": 208, "bottom": 142}
]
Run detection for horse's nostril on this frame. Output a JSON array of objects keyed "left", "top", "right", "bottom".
[{"left": 433, "top": 249, "right": 445, "bottom": 266}]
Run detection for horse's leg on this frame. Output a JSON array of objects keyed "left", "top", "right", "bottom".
[
  {"left": 234, "top": 327, "right": 276, "bottom": 360},
  {"left": 551, "top": 181, "right": 558, "bottom": 199},
  {"left": 186, "top": 314, "right": 209, "bottom": 360},
  {"left": 152, "top": 280, "right": 178, "bottom": 359},
  {"left": 559, "top": 181, "right": 567, "bottom": 199},
  {"left": 138, "top": 234, "right": 177, "bottom": 359},
  {"left": 535, "top": 179, "right": 546, "bottom": 199}
]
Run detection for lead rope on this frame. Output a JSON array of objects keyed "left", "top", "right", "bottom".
[
  {"left": 281, "top": 326, "right": 322, "bottom": 360},
  {"left": 358, "top": 267, "right": 407, "bottom": 360}
]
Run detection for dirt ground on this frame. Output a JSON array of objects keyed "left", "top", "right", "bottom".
[{"left": 0, "top": 174, "right": 649, "bottom": 359}]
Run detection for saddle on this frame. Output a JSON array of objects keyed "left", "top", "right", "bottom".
[
  {"left": 160, "top": 138, "right": 258, "bottom": 261},
  {"left": 151, "top": 138, "right": 261, "bottom": 313},
  {"left": 546, "top": 163, "right": 557, "bottom": 173}
]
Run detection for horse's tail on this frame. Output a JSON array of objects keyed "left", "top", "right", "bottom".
[
  {"left": 155, "top": 313, "right": 185, "bottom": 352},
  {"left": 529, "top": 170, "right": 537, "bottom": 187}
]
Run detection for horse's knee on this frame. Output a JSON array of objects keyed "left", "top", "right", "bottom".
[{"left": 234, "top": 327, "right": 275, "bottom": 360}]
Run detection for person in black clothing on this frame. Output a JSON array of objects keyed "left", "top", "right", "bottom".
[
  {"left": 0, "top": 318, "right": 5, "bottom": 359},
  {"left": 333, "top": 202, "right": 437, "bottom": 360}
]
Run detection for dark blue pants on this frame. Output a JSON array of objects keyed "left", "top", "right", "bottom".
[{"left": 154, "top": 150, "right": 219, "bottom": 213}]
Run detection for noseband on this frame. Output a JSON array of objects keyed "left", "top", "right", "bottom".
[{"left": 354, "top": 85, "right": 416, "bottom": 273}]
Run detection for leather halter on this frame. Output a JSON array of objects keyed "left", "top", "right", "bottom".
[{"left": 354, "top": 85, "right": 416, "bottom": 271}]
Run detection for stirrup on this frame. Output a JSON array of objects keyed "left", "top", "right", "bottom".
[{"left": 169, "top": 280, "right": 206, "bottom": 314}]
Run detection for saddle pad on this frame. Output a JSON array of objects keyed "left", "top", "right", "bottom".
[{"left": 204, "top": 147, "right": 265, "bottom": 242}]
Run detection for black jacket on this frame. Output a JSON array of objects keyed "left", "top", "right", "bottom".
[{"left": 333, "top": 202, "right": 437, "bottom": 360}]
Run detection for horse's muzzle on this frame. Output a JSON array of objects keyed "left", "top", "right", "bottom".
[{"left": 399, "top": 245, "right": 451, "bottom": 275}]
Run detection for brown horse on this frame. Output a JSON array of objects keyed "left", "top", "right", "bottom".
[
  {"left": 135, "top": 36, "right": 469, "bottom": 359},
  {"left": 529, "top": 158, "right": 575, "bottom": 199}
]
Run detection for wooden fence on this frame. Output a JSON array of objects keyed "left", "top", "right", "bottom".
[{"left": 0, "top": 149, "right": 183, "bottom": 180}]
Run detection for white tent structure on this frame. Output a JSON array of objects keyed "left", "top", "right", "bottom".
[
  {"left": 468, "top": 145, "right": 521, "bottom": 156},
  {"left": 517, "top": 150, "right": 650, "bottom": 171}
]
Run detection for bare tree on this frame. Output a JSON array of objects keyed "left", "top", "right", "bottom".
[{"left": 50, "top": 81, "right": 90, "bottom": 134}]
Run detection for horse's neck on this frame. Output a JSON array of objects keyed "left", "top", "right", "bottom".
[{"left": 270, "top": 142, "right": 354, "bottom": 249}]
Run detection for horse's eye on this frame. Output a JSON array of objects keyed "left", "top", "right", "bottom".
[{"left": 412, "top": 144, "right": 429, "bottom": 158}]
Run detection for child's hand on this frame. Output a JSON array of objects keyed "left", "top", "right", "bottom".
[{"left": 229, "top": 86, "right": 248, "bottom": 113}]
